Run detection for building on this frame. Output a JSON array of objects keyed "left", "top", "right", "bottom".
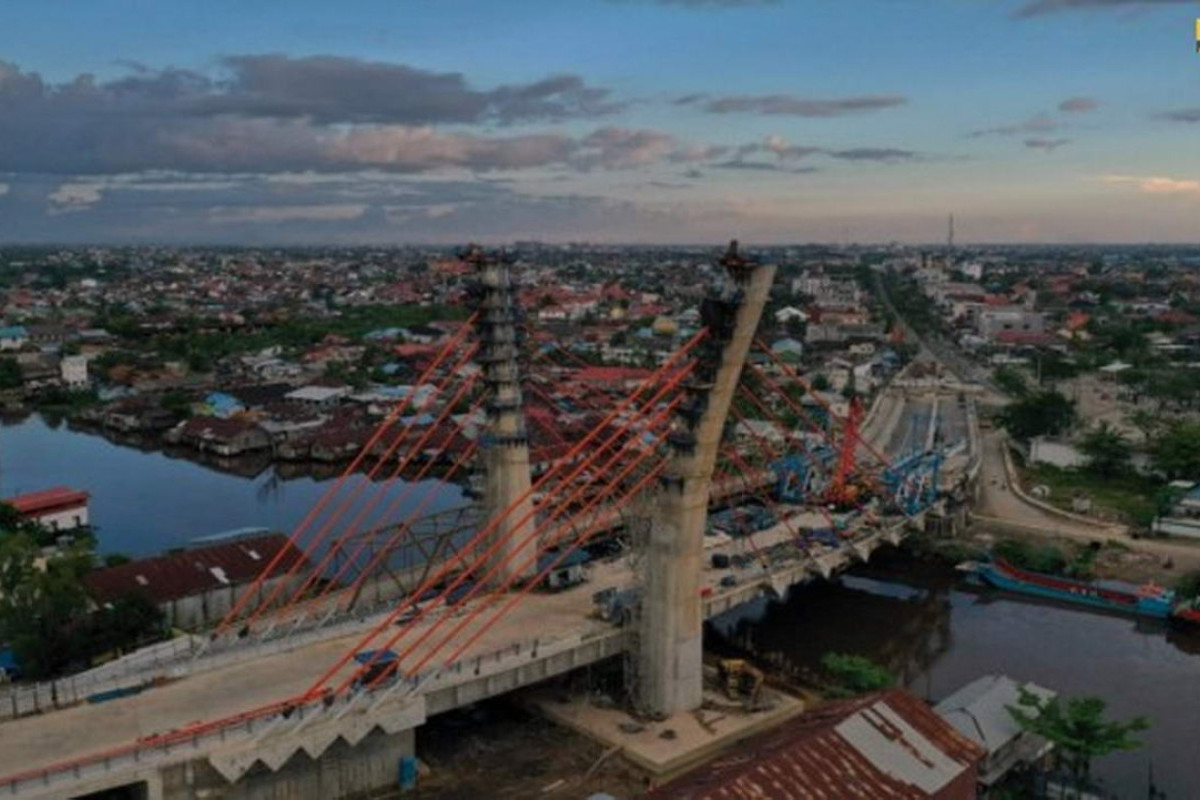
[
  {"left": 167, "top": 417, "right": 272, "bottom": 456},
  {"left": 285, "top": 385, "right": 351, "bottom": 409},
  {"left": 0, "top": 325, "right": 28, "bottom": 351},
  {"left": 6, "top": 486, "right": 90, "bottom": 531},
  {"left": 1152, "top": 482, "right": 1200, "bottom": 540},
  {"left": 651, "top": 689, "right": 985, "bottom": 800},
  {"left": 82, "top": 533, "right": 309, "bottom": 630},
  {"left": 975, "top": 308, "right": 1045, "bottom": 341},
  {"left": 60, "top": 354, "right": 89, "bottom": 388},
  {"left": 935, "top": 675, "right": 1056, "bottom": 793}
]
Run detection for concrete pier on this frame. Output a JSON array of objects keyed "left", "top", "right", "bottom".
[
  {"left": 470, "top": 247, "right": 539, "bottom": 587},
  {"left": 637, "top": 243, "right": 776, "bottom": 717}
]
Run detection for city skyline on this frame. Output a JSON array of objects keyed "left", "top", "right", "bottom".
[{"left": 2, "top": 0, "right": 1199, "bottom": 244}]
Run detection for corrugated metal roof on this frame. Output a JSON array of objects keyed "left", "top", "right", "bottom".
[
  {"left": 934, "top": 675, "right": 1055, "bottom": 757},
  {"left": 83, "top": 533, "right": 308, "bottom": 606},
  {"left": 650, "top": 690, "right": 984, "bottom": 800},
  {"left": 7, "top": 486, "right": 89, "bottom": 515}
]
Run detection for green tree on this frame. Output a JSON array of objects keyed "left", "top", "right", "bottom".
[
  {"left": 1078, "top": 422, "right": 1131, "bottom": 478},
  {"left": 1149, "top": 420, "right": 1200, "bottom": 480},
  {"left": 820, "top": 652, "right": 894, "bottom": 698},
  {"left": 1007, "top": 687, "right": 1148, "bottom": 795},
  {"left": 1000, "top": 390, "right": 1077, "bottom": 441},
  {"left": 0, "top": 357, "right": 22, "bottom": 390},
  {"left": 992, "top": 365, "right": 1029, "bottom": 397}
]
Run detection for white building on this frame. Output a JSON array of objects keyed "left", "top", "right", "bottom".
[
  {"left": 60, "top": 354, "right": 89, "bottom": 388},
  {"left": 7, "top": 486, "right": 90, "bottom": 531}
]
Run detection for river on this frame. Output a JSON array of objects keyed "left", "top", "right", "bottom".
[
  {"left": 711, "top": 551, "right": 1200, "bottom": 799},
  {"left": 0, "top": 413, "right": 465, "bottom": 557}
]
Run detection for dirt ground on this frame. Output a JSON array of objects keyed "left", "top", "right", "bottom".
[{"left": 403, "top": 699, "right": 652, "bottom": 800}]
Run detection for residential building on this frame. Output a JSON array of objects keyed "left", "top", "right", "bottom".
[
  {"left": 60, "top": 354, "right": 89, "bottom": 388},
  {"left": 935, "top": 675, "right": 1056, "bottom": 793},
  {"left": 6, "top": 486, "right": 90, "bottom": 531},
  {"left": 82, "top": 533, "right": 309, "bottom": 630},
  {"left": 0, "top": 325, "right": 28, "bottom": 351}
]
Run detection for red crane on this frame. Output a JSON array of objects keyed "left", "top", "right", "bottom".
[{"left": 825, "top": 395, "right": 864, "bottom": 509}]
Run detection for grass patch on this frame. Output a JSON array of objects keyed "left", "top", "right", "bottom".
[{"left": 1022, "top": 463, "right": 1161, "bottom": 527}]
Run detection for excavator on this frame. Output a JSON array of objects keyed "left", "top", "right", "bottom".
[{"left": 718, "top": 659, "right": 764, "bottom": 710}]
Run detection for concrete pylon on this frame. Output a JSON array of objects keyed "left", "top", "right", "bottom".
[
  {"left": 638, "top": 241, "right": 776, "bottom": 717},
  {"left": 467, "top": 247, "right": 539, "bottom": 588}
]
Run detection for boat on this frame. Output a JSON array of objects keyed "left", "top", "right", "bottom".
[{"left": 958, "top": 558, "right": 1176, "bottom": 620}]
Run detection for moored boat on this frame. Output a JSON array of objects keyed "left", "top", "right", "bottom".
[{"left": 958, "top": 557, "right": 1175, "bottom": 620}]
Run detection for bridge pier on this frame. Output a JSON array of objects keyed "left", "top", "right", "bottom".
[
  {"left": 638, "top": 243, "right": 775, "bottom": 718},
  {"left": 470, "top": 248, "right": 539, "bottom": 587}
]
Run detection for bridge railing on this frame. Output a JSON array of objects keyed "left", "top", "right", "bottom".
[{"left": 0, "top": 626, "right": 605, "bottom": 797}]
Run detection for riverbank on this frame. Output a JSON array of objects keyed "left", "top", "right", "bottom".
[
  {"left": 0, "top": 413, "right": 464, "bottom": 557},
  {"left": 707, "top": 550, "right": 1200, "bottom": 798}
]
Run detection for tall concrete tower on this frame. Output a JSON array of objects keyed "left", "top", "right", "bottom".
[
  {"left": 637, "top": 241, "right": 775, "bottom": 717},
  {"left": 467, "top": 246, "right": 538, "bottom": 587}
]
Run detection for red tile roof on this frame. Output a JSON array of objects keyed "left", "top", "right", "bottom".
[
  {"left": 83, "top": 533, "right": 309, "bottom": 606},
  {"left": 7, "top": 486, "right": 89, "bottom": 515},
  {"left": 650, "top": 690, "right": 984, "bottom": 800}
]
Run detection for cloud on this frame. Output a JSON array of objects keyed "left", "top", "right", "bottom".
[
  {"left": 48, "top": 182, "right": 104, "bottom": 213},
  {"left": 208, "top": 204, "right": 368, "bottom": 224},
  {"left": 1014, "top": 0, "right": 1191, "bottom": 18},
  {"left": 1102, "top": 174, "right": 1200, "bottom": 196},
  {"left": 1058, "top": 96, "right": 1098, "bottom": 113},
  {"left": 712, "top": 160, "right": 785, "bottom": 171},
  {"left": 826, "top": 147, "right": 918, "bottom": 162},
  {"left": 0, "top": 57, "right": 626, "bottom": 175},
  {"left": 1025, "top": 137, "right": 1072, "bottom": 151},
  {"left": 968, "top": 114, "right": 1058, "bottom": 138},
  {"left": 1154, "top": 107, "right": 1200, "bottom": 123},
  {"left": 701, "top": 93, "right": 907, "bottom": 117},
  {"left": 762, "top": 134, "right": 821, "bottom": 161}
]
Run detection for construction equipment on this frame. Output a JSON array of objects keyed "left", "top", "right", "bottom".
[
  {"left": 825, "top": 396, "right": 868, "bottom": 510},
  {"left": 718, "top": 659, "right": 764, "bottom": 709}
]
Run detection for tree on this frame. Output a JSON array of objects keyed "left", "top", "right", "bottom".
[
  {"left": 0, "top": 357, "right": 21, "bottom": 390},
  {"left": 1079, "top": 422, "right": 1131, "bottom": 478},
  {"left": 1149, "top": 420, "right": 1200, "bottom": 480},
  {"left": 820, "top": 652, "right": 894, "bottom": 698},
  {"left": 1000, "top": 390, "right": 1077, "bottom": 441},
  {"left": 992, "top": 365, "right": 1029, "bottom": 397},
  {"left": 1007, "top": 686, "right": 1148, "bottom": 794}
]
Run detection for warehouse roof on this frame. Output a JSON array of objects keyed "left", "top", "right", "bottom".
[
  {"left": 83, "top": 533, "right": 308, "bottom": 606},
  {"left": 650, "top": 690, "right": 984, "bottom": 800}
]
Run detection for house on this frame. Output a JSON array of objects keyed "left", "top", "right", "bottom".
[
  {"left": 1152, "top": 483, "right": 1200, "bottom": 540},
  {"left": 285, "top": 385, "right": 351, "bottom": 409},
  {"left": 771, "top": 337, "right": 805, "bottom": 361},
  {"left": 82, "top": 533, "right": 309, "bottom": 630},
  {"left": 651, "top": 689, "right": 985, "bottom": 800},
  {"left": 60, "top": 354, "right": 89, "bottom": 388},
  {"left": 201, "top": 391, "right": 245, "bottom": 419},
  {"left": 935, "top": 675, "right": 1056, "bottom": 792},
  {"left": 167, "top": 417, "right": 271, "bottom": 456},
  {"left": 6, "top": 486, "right": 90, "bottom": 531},
  {"left": 975, "top": 308, "right": 1045, "bottom": 341},
  {"left": 775, "top": 306, "right": 809, "bottom": 325},
  {"left": 0, "top": 325, "right": 28, "bottom": 351}
]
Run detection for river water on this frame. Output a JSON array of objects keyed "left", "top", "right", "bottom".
[
  {"left": 0, "top": 413, "right": 465, "bottom": 557},
  {"left": 712, "top": 552, "right": 1200, "bottom": 799}
]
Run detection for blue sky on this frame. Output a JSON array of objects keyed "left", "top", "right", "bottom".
[{"left": 1, "top": 0, "right": 1198, "bottom": 244}]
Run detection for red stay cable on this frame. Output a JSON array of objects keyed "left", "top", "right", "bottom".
[{"left": 214, "top": 313, "right": 478, "bottom": 635}]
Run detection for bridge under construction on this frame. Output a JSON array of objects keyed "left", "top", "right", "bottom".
[{"left": 0, "top": 243, "right": 981, "bottom": 800}]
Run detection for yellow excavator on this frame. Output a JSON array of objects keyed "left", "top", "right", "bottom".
[{"left": 718, "top": 659, "right": 764, "bottom": 709}]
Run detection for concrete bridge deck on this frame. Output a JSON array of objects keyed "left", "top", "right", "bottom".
[{"left": 0, "top": 387, "right": 976, "bottom": 799}]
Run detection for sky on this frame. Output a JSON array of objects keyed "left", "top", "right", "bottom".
[{"left": 1, "top": 0, "right": 1199, "bottom": 245}]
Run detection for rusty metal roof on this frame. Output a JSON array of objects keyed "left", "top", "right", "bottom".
[{"left": 650, "top": 690, "right": 985, "bottom": 800}]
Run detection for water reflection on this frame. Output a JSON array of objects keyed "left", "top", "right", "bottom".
[
  {"left": 2, "top": 413, "right": 464, "bottom": 557},
  {"left": 709, "top": 550, "right": 1200, "bottom": 798}
]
